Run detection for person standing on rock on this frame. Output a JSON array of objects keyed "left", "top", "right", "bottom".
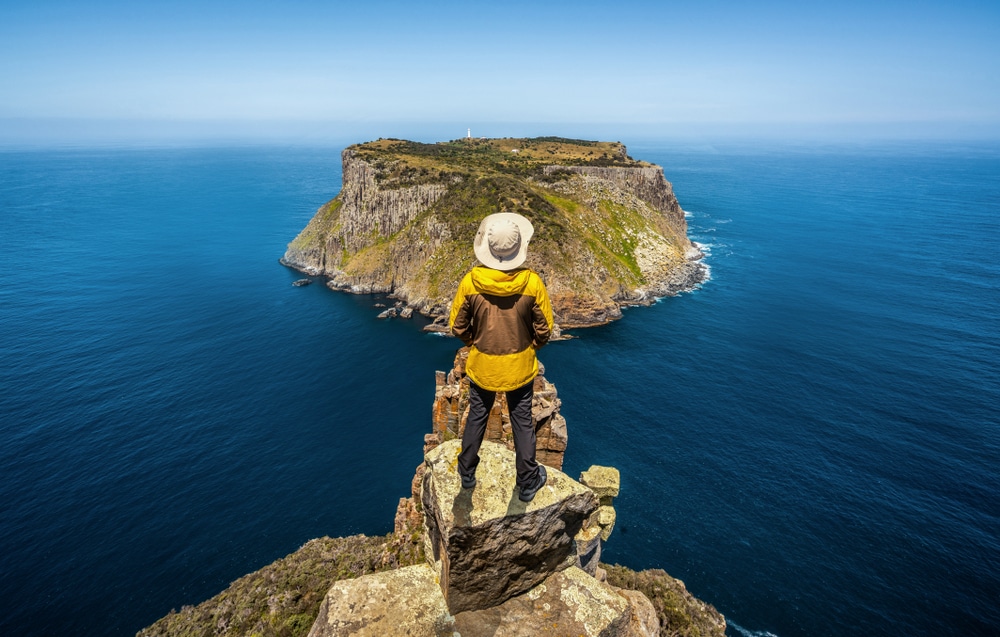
[{"left": 449, "top": 212, "right": 554, "bottom": 503}]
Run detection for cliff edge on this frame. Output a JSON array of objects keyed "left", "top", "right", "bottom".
[
  {"left": 281, "top": 137, "right": 705, "bottom": 328},
  {"left": 137, "top": 353, "right": 725, "bottom": 637}
]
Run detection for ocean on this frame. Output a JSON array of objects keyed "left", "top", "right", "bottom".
[{"left": 1, "top": 138, "right": 997, "bottom": 636}]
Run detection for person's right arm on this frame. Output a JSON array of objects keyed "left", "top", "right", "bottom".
[
  {"left": 530, "top": 274, "right": 553, "bottom": 349},
  {"left": 450, "top": 275, "right": 475, "bottom": 346}
]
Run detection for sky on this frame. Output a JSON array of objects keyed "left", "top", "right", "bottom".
[{"left": 1, "top": 0, "right": 998, "bottom": 142}]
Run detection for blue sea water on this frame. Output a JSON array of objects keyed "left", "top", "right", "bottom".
[{"left": 1, "top": 139, "right": 997, "bottom": 637}]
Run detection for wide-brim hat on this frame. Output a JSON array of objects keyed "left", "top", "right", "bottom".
[{"left": 473, "top": 212, "right": 534, "bottom": 271}]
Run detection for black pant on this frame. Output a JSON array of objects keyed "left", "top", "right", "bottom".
[{"left": 458, "top": 380, "right": 539, "bottom": 488}]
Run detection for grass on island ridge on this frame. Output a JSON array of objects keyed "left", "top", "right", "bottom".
[{"left": 350, "top": 136, "right": 649, "bottom": 188}]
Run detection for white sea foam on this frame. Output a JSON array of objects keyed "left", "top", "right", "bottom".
[
  {"left": 692, "top": 240, "right": 733, "bottom": 262},
  {"left": 728, "top": 621, "right": 781, "bottom": 637},
  {"left": 698, "top": 260, "right": 712, "bottom": 283}
]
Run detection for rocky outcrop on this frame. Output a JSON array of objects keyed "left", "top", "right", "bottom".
[
  {"left": 306, "top": 563, "right": 655, "bottom": 637},
  {"left": 137, "top": 346, "right": 726, "bottom": 637},
  {"left": 576, "top": 465, "right": 621, "bottom": 578},
  {"left": 340, "top": 354, "right": 722, "bottom": 636},
  {"left": 604, "top": 565, "right": 729, "bottom": 637},
  {"left": 282, "top": 137, "right": 707, "bottom": 328},
  {"left": 307, "top": 439, "right": 652, "bottom": 637},
  {"left": 422, "top": 440, "right": 597, "bottom": 614},
  {"left": 580, "top": 465, "right": 620, "bottom": 541},
  {"left": 453, "top": 566, "right": 656, "bottom": 637},
  {"left": 307, "top": 563, "right": 452, "bottom": 637},
  {"left": 538, "top": 165, "right": 705, "bottom": 314},
  {"left": 541, "top": 165, "right": 684, "bottom": 239},
  {"left": 426, "top": 347, "right": 567, "bottom": 469}
]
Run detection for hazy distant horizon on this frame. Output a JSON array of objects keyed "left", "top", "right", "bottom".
[
  {"left": 3, "top": 117, "right": 999, "bottom": 149},
  {"left": 2, "top": 0, "right": 997, "bottom": 149}
]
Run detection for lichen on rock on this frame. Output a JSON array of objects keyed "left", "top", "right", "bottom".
[
  {"left": 422, "top": 439, "right": 598, "bottom": 614},
  {"left": 307, "top": 563, "right": 453, "bottom": 637},
  {"left": 454, "top": 566, "right": 636, "bottom": 637}
]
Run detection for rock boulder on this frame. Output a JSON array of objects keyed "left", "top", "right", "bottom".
[
  {"left": 422, "top": 440, "right": 598, "bottom": 614},
  {"left": 307, "top": 563, "right": 453, "bottom": 637},
  {"left": 454, "top": 566, "right": 644, "bottom": 637}
]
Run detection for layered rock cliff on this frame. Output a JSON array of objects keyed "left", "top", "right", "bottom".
[{"left": 281, "top": 137, "right": 706, "bottom": 328}]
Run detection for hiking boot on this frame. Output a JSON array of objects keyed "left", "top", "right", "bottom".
[
  {"left": 518, "top": 465, "right": 547, "bottom": 502},
  {"left": 461, "top": 472, "right": 477, "bottom": 489}
]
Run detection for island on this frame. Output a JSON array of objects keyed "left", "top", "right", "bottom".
[{"left": 280, "top": 137, "right": 705, "bottom": 329}]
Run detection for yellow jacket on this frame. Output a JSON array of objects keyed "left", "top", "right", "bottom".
[{"left": 449, "top": 266, "right": 554, "bottom": 392}]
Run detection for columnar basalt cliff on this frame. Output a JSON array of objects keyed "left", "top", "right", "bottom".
[
  {"left": 426, "top": 347, "right": 567, "bottom": 469},
  {"left": 281, "top": 137, "right": 706, "bottom": 328}
]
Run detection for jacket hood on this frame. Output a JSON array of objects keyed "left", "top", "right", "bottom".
[{"left": 470, "top": 266, "right": 532, "bottom": 296}]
